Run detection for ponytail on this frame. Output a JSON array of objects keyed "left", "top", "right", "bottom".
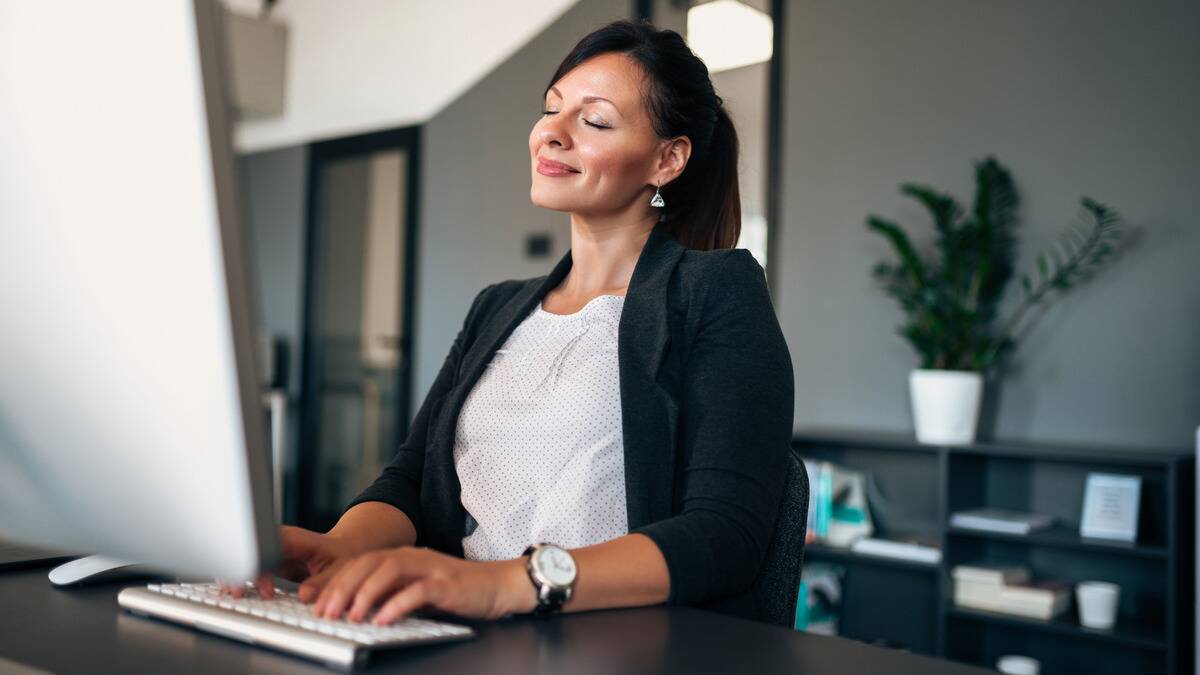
[{"left": 661, "top": 105, "right": 741, "bottom": 251}]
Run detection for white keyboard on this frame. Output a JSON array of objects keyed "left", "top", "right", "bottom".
[{"left": 118, "top": 581, "right": 475, "bottom": 669}]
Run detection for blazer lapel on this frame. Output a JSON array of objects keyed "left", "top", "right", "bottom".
[
  {"left": 424, "top": 221, "right": 685, "bottom": 554},
  {"left": 616, "top": 223, "right": 685, "bottom": 530}
]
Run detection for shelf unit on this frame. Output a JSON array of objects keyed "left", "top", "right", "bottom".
[{"left": 795, "top": 428, "right": 1194, "bottom": 675}]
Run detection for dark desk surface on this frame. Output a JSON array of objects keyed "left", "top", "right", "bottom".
[{"left": 0, "top": 564, "right": 994, "bottom": 675}]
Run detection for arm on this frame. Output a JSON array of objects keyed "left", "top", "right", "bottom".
[
  {"left": 630, "top": 249, "right": 794, "bottom": 606},
  {"left": 494, "top": 532, "right": 671, "bottom": 615},
  {"left": 327, "top": 502, "right": 418, "bottom": 551},
  {"left": 300, "top": 531, "right": 671, "bottom": 621}
]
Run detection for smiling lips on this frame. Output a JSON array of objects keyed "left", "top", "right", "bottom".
[{"left": 536, "top": 157, "right": 580, "bottom": 177}]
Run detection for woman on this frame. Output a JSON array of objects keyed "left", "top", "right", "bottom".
[{"left": 226, "top": 19, "right": 793, "bottom": 626}]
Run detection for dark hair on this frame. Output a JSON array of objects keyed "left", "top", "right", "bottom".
[{"left": 545, "top": 19, "right": 740, "bottom": 251}]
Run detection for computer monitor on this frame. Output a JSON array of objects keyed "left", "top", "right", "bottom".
[{"left": 0, "top": 0, "right": 280, "bottom": 581}]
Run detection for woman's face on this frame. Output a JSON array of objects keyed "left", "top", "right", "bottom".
[{"left": 529, "top": 52, "right": 673, "bottom": 217}]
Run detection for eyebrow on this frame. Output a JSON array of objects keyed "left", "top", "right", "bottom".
[{"left": 548, "top": 86, "right": 621, "bottom": 114}]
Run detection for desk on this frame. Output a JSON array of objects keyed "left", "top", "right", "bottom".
[{"left": 0, "top": 564, "right": 993, "bottom": 674}]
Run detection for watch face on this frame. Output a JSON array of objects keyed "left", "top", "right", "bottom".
[{"left": 535, "top": 546, "right": 576, "bottom": 587}]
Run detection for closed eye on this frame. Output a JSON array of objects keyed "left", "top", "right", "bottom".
[{"left": 540, "top": 110, "right": 610, "bottom": 130}]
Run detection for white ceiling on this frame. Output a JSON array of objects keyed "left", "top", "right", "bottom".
[{"left": 223, "top": 0, "right": 581, "bottom": 153}]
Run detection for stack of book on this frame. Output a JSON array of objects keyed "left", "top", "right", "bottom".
[
  {"left": 949, "top": 507, "right": 1055, "bottom": 535},
  {"left": 952, "top": 563, "right": 1072, "bottom": 620}
]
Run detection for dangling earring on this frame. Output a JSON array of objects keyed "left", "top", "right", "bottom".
[{"left": 650, "top": 182, "right": 665, "bottom": 208}]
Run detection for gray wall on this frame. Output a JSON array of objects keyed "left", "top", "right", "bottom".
[
  {"left": 412, "top": 0, "right": 630, "bottom": 402},
  {"left": 777, "top": 0, "right": 1200, "bottom": 448}
]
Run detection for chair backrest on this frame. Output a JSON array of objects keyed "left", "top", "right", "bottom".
[{"left": 752, "top": 449, "right": 810, "bottom": 628}]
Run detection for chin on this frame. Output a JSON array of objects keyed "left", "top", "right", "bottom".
[{"left": 530, "top": 186, "right": 579, "bottom": 213}]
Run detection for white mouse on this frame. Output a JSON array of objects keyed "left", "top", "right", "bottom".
[{"left": 48, "top": 554, "right": 165, "bottom": 586}]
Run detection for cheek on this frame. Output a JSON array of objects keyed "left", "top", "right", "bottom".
[{"left": 577, "top": 137, "right": 648, "bottom": 188}]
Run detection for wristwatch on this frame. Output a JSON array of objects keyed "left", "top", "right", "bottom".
[{"left": 522, "top": 543, "right": 577, "bottom": 616}]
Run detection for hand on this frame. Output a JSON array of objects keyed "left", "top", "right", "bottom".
[
  {"left": 299, "top": 546, "right": 535, "bottom": 625},
  {"left": 217, "top": 525, "right": 363, "bottom": 599}
]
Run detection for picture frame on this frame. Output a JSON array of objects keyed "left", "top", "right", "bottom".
[{"left": 1080, "top": 473, "right": 1142, "bottom": 542}]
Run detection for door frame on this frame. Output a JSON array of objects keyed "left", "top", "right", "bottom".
[{"left": 296, "top": 125, "right": 422, "bottom": 530}]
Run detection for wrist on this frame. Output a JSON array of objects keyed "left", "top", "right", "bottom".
[{"left": 496, "top": 556, "right": 537, "bottom": 615}]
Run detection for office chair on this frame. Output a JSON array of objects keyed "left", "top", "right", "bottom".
[{"left": 752, "top": 449, "right": 809, "bottom": 628}]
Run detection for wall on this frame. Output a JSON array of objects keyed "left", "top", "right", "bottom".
[
  {"left": 777, "top": 0, "right": 1200, "bottom": 448},
  {"left": 224, "top": 0, "right": 580, "bottom": 153}
]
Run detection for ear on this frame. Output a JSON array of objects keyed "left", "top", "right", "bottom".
[{"left": 649, "top": 136, "right": 692, "bottom": 187}]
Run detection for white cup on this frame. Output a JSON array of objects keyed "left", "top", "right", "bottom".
[
  {"left": 997, "top": 654, "right": 1040, "bottom": 675},
  {"left": 1076, "top": 580, "right": 1120, "bottom": 629}
]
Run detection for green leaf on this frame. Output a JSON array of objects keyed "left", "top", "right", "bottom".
[
  {"left": 867, "top": 215, "right": 927, "bottom": 290},
  {"left": 900, "top": 184, "right": 962, "bottom": 235}
]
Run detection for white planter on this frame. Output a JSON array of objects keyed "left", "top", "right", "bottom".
[{"left": 909, "top": 369, "right": 984, "bottom": 445}]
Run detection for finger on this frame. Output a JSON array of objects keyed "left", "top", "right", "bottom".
[
  {"left": 299, "top": 555, "right": 354, "bottom": 605},
  {"left": 298, "top": 563, "right": 339, "bottom": 604},
  {"left": 346, "top": 560, "right": 421, "bottom": 623},
  {"left": 313, "top": 556, "right": 381, "bottom": 619},
  {"left": 255, "top": 573, "right": 276, "bottom": 599},
  {"left": 218, "top": 579, "right": 247, "bottom": 598},
  {"left": 373, "top": 579, "right": 443, "bottom": 626}
]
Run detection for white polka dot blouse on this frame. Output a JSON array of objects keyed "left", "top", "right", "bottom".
[{"left": 452, "top": 293, "right": 629, "bottom": 562}]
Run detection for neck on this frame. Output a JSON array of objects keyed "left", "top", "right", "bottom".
[{"left": 561, "top": 205, "right": 658, "bottom": 297}]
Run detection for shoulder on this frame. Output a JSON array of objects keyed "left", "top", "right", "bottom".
[
  {"left": 679, "top": 246, "right": 763, "bottom": 281},
  {"left": 679, "top": 247, "right": 770, "bottom": 310}
]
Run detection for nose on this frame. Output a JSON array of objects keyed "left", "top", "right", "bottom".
[{"left": 537, "top": 113, "right": 571, "bottom": 151}]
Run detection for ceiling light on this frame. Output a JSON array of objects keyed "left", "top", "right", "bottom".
[{"left": 686, "top": 0, "right": 773, "bottom": 74}]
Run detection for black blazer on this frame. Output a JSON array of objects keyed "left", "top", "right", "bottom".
[{"left": 346, "top": 220, "right": 795, "bottom": 622}]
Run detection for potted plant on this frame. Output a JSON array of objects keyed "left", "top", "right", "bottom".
[{"left": 867, "top": 157, "right": 1125, "bottom": 444}]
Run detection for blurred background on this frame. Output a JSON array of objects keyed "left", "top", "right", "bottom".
[{"left": 219, "top": 2, "right": 1197, "bottom": 671}]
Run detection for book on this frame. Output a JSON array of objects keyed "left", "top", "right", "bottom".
[
  {"left": 850, "top": 536, "right": 942, "bottom": 564},
  {"left": 950, "top": 508, "right": 1055, "bottom": 535},
  {"left": 951, "top": 563, "right": 1031, "bottom": 586},
  {"left": 802, "top": 458, "right": 874, "bottom": 548},
  {"left": 954, "top": 579, "right": 1072, "bottom": 620}
]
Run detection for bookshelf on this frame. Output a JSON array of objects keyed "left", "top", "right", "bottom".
[{"left": 795, "top": 428, "right": 1194, "bottom": 675}]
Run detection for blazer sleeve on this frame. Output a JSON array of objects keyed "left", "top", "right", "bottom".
[
  {"left": 631, "top": 248, "right": 795, "bottom": 606},
  {"left": 341, "top": 282, "right": 497, "bottom": 541}
]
